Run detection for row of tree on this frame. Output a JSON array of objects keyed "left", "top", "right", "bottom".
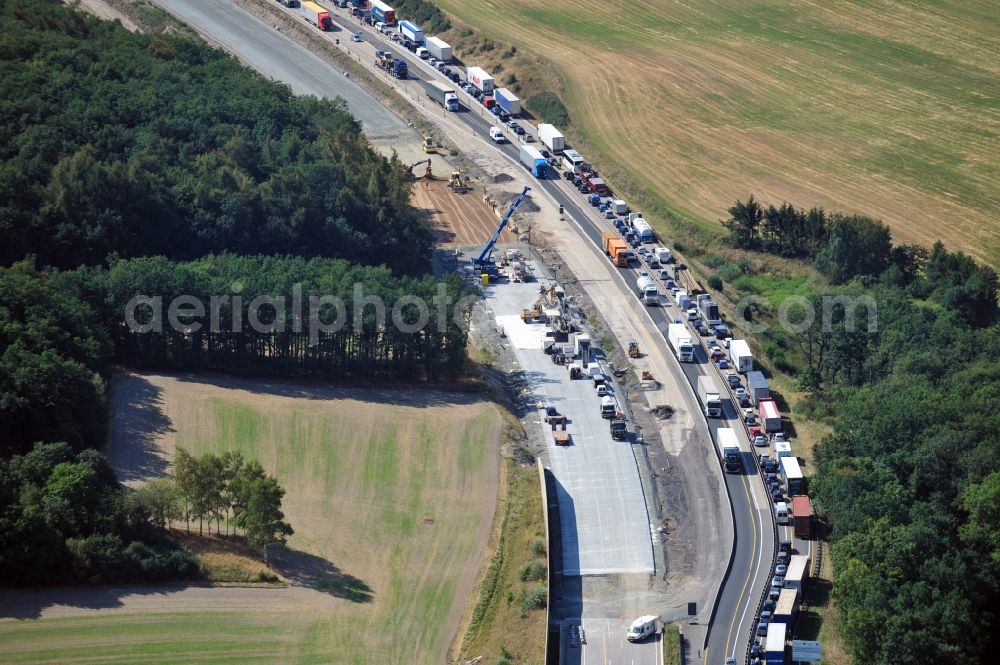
[
  {"left": 140, "top": 448, "right": 292, "bottom": 553},
  {"left": 722, "top": 197, "right": 901, "bottom": 283},
  {"left": 0, "top": 256, "right": 472, "bottom": 458},
  {"left": 729, "top": 200, "right": 1000, "bottom": 662},
  {"left": 0, "top": 442, "right": 199, "bottom": 585},
  {"left": 0, "top": 0, "right": 432, "bottom": 275}
]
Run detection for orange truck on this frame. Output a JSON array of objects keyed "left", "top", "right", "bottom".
[{"left": 601, "top": 231, "right": 629, "bottom": 267}]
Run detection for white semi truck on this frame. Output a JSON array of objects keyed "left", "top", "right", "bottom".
[
  {"left": 698, "top": 375, "right": 722, "bottom": 418},
  {"left": 667, "top": 323, "right": 694, "bottom": 362},
  {"left": 635, "top": 274, "right": 659, "bottom": 305}
]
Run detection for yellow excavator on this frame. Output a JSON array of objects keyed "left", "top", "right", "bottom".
[
  {"left": 402, "top": 159, "right": 432, "bottom": 179},
  {"left": 422, "top": 136, "right": 437, "bottom": 154},
  {"left": 628, "top": 341, "right": 641, "bottom": 358},
  {"left": 521, "top": 285, "right": 560, "bottom": 321}
]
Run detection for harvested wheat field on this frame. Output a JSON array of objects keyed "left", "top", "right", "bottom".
[
  {"left": 436, "top": 0, "right": 1000, "bottom": 265},
  {"left": 0, "top": 373, "right": 502, "bottom": 664}
]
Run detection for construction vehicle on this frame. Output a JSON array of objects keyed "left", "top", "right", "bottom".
[
  {"left": 520, "top": 285, "right": 560, "bottom": 322},
  {"left": 448, "top": 171, "right": 469, "bottom": 193},
  {"left": 473, "top": 186, "right": 530, "bottom": 280},
  {"left": 374, "top": 50, "right": 408, "bottom": 79},
  {"left": 422, "top": 136, "right": 437, "bottom": 154},
  {"left": 628, "top": 341, "right": 641, "bottom": 358},
  {"left": 402, "top": 159, "right": 431, "bottom": 179}
]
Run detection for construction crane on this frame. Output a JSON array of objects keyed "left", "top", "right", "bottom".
[
  {"left": 402, "top": 158, "right": 431, "bottom": 178},
  {"left": 473, "top": 186, "right": 530, "bottom": 278}
]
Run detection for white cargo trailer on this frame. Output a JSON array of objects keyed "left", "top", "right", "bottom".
[
  {"left": 424, "top": 36, "right": 451, "bottom": 62},
  {"left": 537, "top": 124, "right": 565, "bottom": 153},
  {"left": 728, "top": 339, "right": 753, "bottom": 373},
  {"left": 667, "top": 323, "right": 693, "bottom": 362},
  {"left": 466, "top": 66, "right": 495, "bottom": 92}
]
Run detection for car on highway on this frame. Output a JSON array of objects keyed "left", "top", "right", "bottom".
[
  {"left": 779, "top": 539, "right": 792, "bottom": 553},
  {"left": 773, "top": 432, "right": 786, "bottom": 443},
  {"left": 771, "top": 575, "right": 785, "bottom": 588},
  {"left": 717, "top": 358, "right": 730, "bottom": 370},
  {"left": 524, "top": 134, "right": 535, "bottom": 142},
  {"left": 753, "top": 434, "right": 766, "bottom": 447},
  {"left": 450, "top": 72, "right": 461, "bottom": 83},
  {"left": 658, "top": 268, "right": 670, "bottom": 280},
  {"left": 775, "top": 552, "right": 789, "bottom": 566},
  {"left": 744, "top": 409, "right": 756, "bottom": 425},
  {"left": 499, "top": 110, "right": 511, "bottom": 122},
  {"left": 734, "top": 386, "right": 748, "bottom": 402},
  {"left": 696, "top": 322, "right": 710, "bottom": 336},
  {"left": 489, "top": 105, "right": 501, "bottom": 116},
  {"left": 725, "top": 658, "right": 737, "bottom": 665},
  {"left": 597, "top": 384, "right": 610, "bottom": 397},
  {"left": 760, "top": 455, "right": 777, "bottom": 473},
  {"left": 775, "top": 564, "right": 787, "bottom": 576},
  {"left": 351, "top": 32, "right": 364, "bottom": 42},
  {"left": 768, "top": 586, "right": 781, "bottom": 600},
  {"left": 762, "top": 598, "right": 776, "bottom": 612},
  {"left": 510, "top": 123, "right": 525, "bottom": 135},
  {"left": 603, "top": 209, "right": 615, "bottom": 219},
  {"left": 756, "top": 620, "right": 769, "bottom": 636},
  {"left": 726, "top": 371, "right": 741, "bottom": 388}
]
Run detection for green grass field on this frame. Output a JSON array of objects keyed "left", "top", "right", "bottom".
[
  {"left": 0, "top": 374, "right": 503, "bottom": 664},
  {"left": 436, "top": 0, "right": 999, "bottom": 265}
]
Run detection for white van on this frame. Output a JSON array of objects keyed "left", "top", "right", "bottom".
[
  {"left": 775, "top": 501, "right": 789, "bottom": 525},
  {"left": 600, "top": 395, "right": 616, "bottom": 418},
  {"left": 655, "top": 247, "right": 672, "bottom": 264},
  {"left": 416, "top": 47, "right": 430, "bottom": 59},
  {"left": 489, "top": 126, "right": 505, "bottom": 143},
  {"left": 626, "top": 615, "right": 658, "bottom": 642}
]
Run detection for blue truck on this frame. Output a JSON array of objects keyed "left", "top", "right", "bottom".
[
  {"left": 519, "top": 145, "right": 547, "bottom": 178},
  {"left": 368, "top": 0, "right": 395, "bottom": 24},
  {"left": 398, "top": 20, "right": 424, "bottom": 44}
]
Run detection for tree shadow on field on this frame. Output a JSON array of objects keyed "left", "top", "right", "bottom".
[
  {"left": 0, "top": 584, "right": 186, "bottom": 620},
  {"left": 270, "top": 546, "right": 373, "bottom": 603},
  {"left": 110, "top": 374, "right": 174, "bottom": 484},
  {"left": 173, "top": 373, "right": 479, "bottom": 410}
]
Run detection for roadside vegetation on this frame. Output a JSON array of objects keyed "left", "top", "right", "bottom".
[
  {"left": 458, "top": 456, "right": 546, "bottom": 664},
  {"left": 714, "top": 200, "right": 1000, "bottom": 664},
  {"left": 662, "top": 625, "right": 680, "bottom": 664}
]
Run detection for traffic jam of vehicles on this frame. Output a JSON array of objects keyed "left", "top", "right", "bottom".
[{"left": 284, "top": 1, "right": 816, "bottom": 661}]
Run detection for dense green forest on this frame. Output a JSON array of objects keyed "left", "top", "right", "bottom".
[
  {"left": 723, "top": 203, "right": 1000, "bottom": 663},
  {"left": 0, "top": 0, "right": 465, "bottom": 584},
  {"left": 0, "top": 0, "right": 431, "bottom": 275}
]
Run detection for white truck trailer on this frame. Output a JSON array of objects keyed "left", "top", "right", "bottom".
[
  {"left": 537, "top": 123, "right": 565, "bottom": 153},
  {"left": 667, "top": 323, "right": 694, "bottom": 362},
  {"left": 728, "top": 338, "right": 753, "bottom": 373},
  {"left": 424, "top": 36, "right": 451, "bottom": 62},
  {"left": 698, "top": 375, "right": 722, "bottom": 418}
]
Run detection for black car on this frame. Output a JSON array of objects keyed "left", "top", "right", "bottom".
[
  {"left": 779, "top": 539, "right": 792, "bottom": 553},
  {"left": 450, "top": 72, "right": 460, "bottom": 83},
  {"left": 577, "top": 183, "right": 589, "bottom": 193},
  {"left": 696, "top": 323, "right": 710, "bottom": 336},
  {"left": 563, "top": 170, "right": 574, "bottom": 180},
  {"left": 540, "top": 149, "right": 551, "bottom": 158},
  {"left": 572, "top": 177, "right": 583, "bottom": 187},
  {"left": 498, "top": 110, "right": 510, "bottom": 122},
  {"left": 762, "top": 598, "right": 776, "bottom": 612}
]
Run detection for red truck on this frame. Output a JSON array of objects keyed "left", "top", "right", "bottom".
[
  {"left": 792, "top": 495, "right": 812, "bottom": 538},
  {"left": 301, "top": 1, "right": 333, "bottom": 31},
  {"left": 583, "top": 171, "right": 608, "bottom": 194}
]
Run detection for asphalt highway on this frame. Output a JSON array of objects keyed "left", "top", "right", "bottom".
[{"left": 150, "top": 2, "right": 796, "bottom": 661}]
